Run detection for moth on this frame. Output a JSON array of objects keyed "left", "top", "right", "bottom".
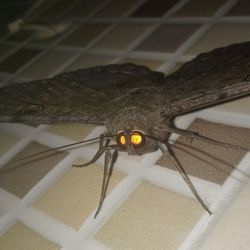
[{"left": 0, "top": 41, "right": 250, "bottom": 217}]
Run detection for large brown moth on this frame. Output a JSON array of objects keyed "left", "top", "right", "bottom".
[{"left": 0, "top": 42, "right": 250, "bottom": 217}]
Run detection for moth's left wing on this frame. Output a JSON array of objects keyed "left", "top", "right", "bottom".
[
  {"left": 162, "top": 42, "right": 250, "bottom": 117},
  {"left": 0, "top": 63, "right": 163, "bottom": 124}
]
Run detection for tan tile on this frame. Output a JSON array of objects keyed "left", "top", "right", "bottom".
[
  {"left": 63, "top": 0, "right": 104, "bottom": 18},
  {"left": 130, "top": 0, "right": 177, "bottom": 17},
  {"left": 214, "top": 96, "right": 250, "bottom": 115},
  {"left": 35, "top": 162, "right": 124, "bottom": 229},
  {"left": 0, "top": 142, "right": 68, "bottom": 198},
  {"left": 95, "top": 0, "right": 136, "bottom": 18},
  {"left": 0, "top": 43, "right": 15, "bottom": 58},
  {"left": 7, "top": 30, "right": 33, "bottom": 42},
  {"left": 48, "top": 124, "right": 96, "bottom": 141},
  {"left": 20, "top": 51, "right": 75, "bottom": 80},
  {"left": 61, "top": 23, "right": 110, "bottom": 48},
  {"left": 0, "top": 48, "right": 41, "bottom": 73},
  {"left": 175, "top": 0, "right": 226, "bottom": 16},
  {"left": 226, "top": 0, "right": 250, "bottom": 16},
  {"left": 38, "top": 1, "right": 73, "bottom": 19},
  {"left": 0, "top": 221, "right": 59, "bottom": 250},
  {"left": 136, "top": 23, "right": 201, "bottom": 53},
  {"left": 93, "top": 23, "right": 151, "bottom": 50},
  {"left": 96, "top": 181, "right": 203, "bottom": 250},
  {"left": 186, "top": 23, "right": 250, "bottom": 56},
  {"left": 157, "top": 119, "right": 250, "bottom": 185},
  {"left": 0, "top": 130, "right": 20, "bottom": 156}
]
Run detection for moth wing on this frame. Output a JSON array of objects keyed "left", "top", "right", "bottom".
[
  {"left": 162, "top": 42, "right": 250, "bottom": 117},
  {"left": 0, "top": 63, "right": 163, "bottom": 124}
]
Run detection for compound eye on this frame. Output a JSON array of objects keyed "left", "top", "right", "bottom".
[
  {"left": 120, "top": 134, "right": 126, "bottom": 145},
  {"left": 131, "top": 131, "right": 145, "bottom": 147},
  {"left": 116, "top": 131, "right": 145, "bottom": 148},
  {"left": 117, "top": 132, "right": 126, "bottom": 147}
]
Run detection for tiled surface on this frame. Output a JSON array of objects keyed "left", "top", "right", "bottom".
[
  {"left": 63, "top": 0, "right": 106, "bottom": 19},
  {"left": 175, "top": 0, "right": 226, "bottom": 17},
  {"left": 201, "top": 181, "right": 250, "bottom": 250},
  {"left": 157, "top": 119, "right": 250, "bottom": 185},
  {"left": 20, "top": 50, "right": 76, "bottom": 80},
  {"left": 95, "top": 0, "right": 137, "bottom": 18},
  {"left": 136, "top": 23, "right": 201, "bottom": 53},
  {"left": 0, "top": 43, "right": 15, "bottom": 59},
  {"left": 7, "top": 30, "right": 34, "bottom": 42},
  {"left": 0, "top": 0, "right": 250, "bottom": 249},
  {"left": 35, "top": 162, "right": 124, "bottom": 229},
  {"left": 0, "top": 222, "right": 60, "bottom": 250},
  {"left": 130, "top": 0, "right": 178, "bottom": 18},
  {"left": 93, "top": 23, "right": 152, "bottom": 50},
  {"left": 47, "top": 124, "right": 96, "bottom": 141},
  {"left": 37, "top": 1, "right": 75, "bottom": 20},
  {"left": 226, "top": 0, "right": 250, "bottom": 16},
  {"left": 186, "top": 23, "right": 250, "bottom": 55},
  {"left": 0, "top": 130, "right": 21, "bottom": 156},
  {"left": 96, "top": 181, "right": 203, "bottom": 250},
  {"left": 0, "top": 48, "right": 42, "bottom": 74},
  {"left": 216, "top": 96, "right": 250, "bottom": 115},
  {"left": 60, "top": 23, "right": 110, "bottom": 48},
  {"left": 0, "top": 142, "right": 68, "bottom": 198}
]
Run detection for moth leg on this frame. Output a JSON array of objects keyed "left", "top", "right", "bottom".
[
  {"left": 171, "top": 143, "right": 245, "bottom": 181},
  {"left": 165, "top": 124, "right": 249, "bottom": 152},
  {"left": 160, "top": 141, "right": 212, "bottom": 215},
  {"left": 73, "top": 134, "right": 108, "bottom": 168},
  {"left": 94, "top": 148, "right": 118, "bottom": 218}
]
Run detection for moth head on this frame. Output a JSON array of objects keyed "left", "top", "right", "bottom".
[{"left": 116, "top": 130, "right": 158, "bottom": 155}]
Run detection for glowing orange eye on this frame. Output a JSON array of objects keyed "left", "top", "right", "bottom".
[
  {"left": 117, "top": 131, "right": 145, "bottom": 148},
  {"left": 131, "top": 133, "right": 142, "bottom": 145},
  {"left": 120, "top": 135, "right": 126, "bottom": 145}
]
